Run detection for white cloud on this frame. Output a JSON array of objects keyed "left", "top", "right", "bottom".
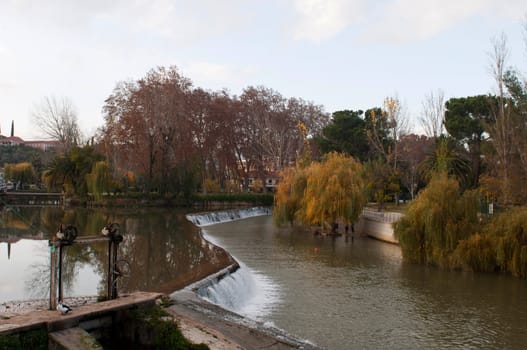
[
  {"left": 360, "top": 0, "right": 527, "bottom": 44},
  {"left": 1, "top": 1, "right": 250, "bottom": 45},
  {"left": 292, "top": 0, "right": 367, "bottom": 42}
]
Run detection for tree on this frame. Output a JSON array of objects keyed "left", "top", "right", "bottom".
[
  {"left": 486, "top": 33, "right": 514, "bottom": 203},
  {"left": 419, "top": 137, "right": 471, "bottom": 187},
  {"left": 43, "top": 146, "right": 104, "bottom": 196},
  {"left": 314, "top": 110, "right": 369, "bottom": 161},
  {"left": 397, "top": 134, "right": 433, "bottom": 199},
  {"left": 3, "top": 162, "right": 35, "bottom": 189},
  {"left": 86, "top": 161, "right": 113, "bottom": 200},
  {"left": 101, "top": 65, "right": 329, "bottom": 195},
  {"left": 364, "top": 97, "right": 408, "bottom": 207},
  {"left": 273, "top": 152, "right": 366, "bottom": 230},
  {"left": 32, "top": 96, "right": 81, "bottom": 151},
  {"left": 503, "top": 69, "right": 527, "bottom": 179},
  {"left": 394, "top": 172, "right": 480, "bottom": 266},
  {"left": 444, "top": 95, "right": 493, "bottom": 187},
  {"left": 419, "top": 89, "right": 445, "bottom": 138}
]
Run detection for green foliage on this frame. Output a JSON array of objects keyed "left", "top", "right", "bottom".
[
  {"left": 444, "top": 95, "right": 491, "bottom": 143},
  {"left": 394, "top": 172, "right": 480, "bottom": 267},
  {"left": 130, "top": 306, "right": 209, "bottom": 350},
  {"left": 0, "top": 329, "right": 48, "bottom": 350},
  {"left": 419, "top": 137, "right": 471, "bottom": 186},
  {"left": 43, "top": 145, "right": 104, "bottom": 196},
  {"left": 274, "top": 152, "right": 367, "bottom": 228},
  {"left": 315, "top": 110, "right": 369, "bottom": 161},
  {"left": 444, "top": 95, "right": 494, "bottom": 187},
  {"left": 86, "top": 161, "right": 112, "bottom": 200}
]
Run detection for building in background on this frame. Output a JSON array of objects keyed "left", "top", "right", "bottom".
[{"left": 0, "top": 120, "right": 59, "bottom": 151}]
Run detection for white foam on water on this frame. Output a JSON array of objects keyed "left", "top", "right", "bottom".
[
  {"left": 186, "top": 207, "right": 271, "bottom": 227},
  {"left": 197, "top": 262, "right": 281, "bottom": 322},
  {"left": 190, "top": 209, "right": 281, "bottom": 321}
]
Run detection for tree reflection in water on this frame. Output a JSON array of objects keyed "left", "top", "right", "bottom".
[{"left": 1, "top": 207, "right": 232, "bottom": 301}]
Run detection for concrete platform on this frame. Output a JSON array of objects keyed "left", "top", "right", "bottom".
[{"left": 0, "top": 291, "right": 163, "bottom": 335}]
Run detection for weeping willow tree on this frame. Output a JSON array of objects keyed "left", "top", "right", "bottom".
[
  {"left": 86, "top": 161, "right": 113, "bottom": 200},
  {"left": 273, "top": 152, "right": 366, "bottom": 229},
  {"left": 394, "top": 172, "right": 480, "bottom": 267},
  {"left": 454, "top": 207, "right": 527, "bottom": 278},
  {"left": 273, "top": 166, "right": 309, "bottom": 226}
]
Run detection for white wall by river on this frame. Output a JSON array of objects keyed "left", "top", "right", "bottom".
[{"left": 357, "top": 208, "right": 404, "bottom": 244}]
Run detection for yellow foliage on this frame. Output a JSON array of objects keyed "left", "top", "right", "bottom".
[
  {"left": 273, "top": 152, "right": 366, "bottom": 228},
  {"left": 250, "top": 179, "right": 264, "bottom": 193},
  {"left": 225, "top": 180, "right": 241, "bottom": 193},
  {"left": 203, "top": 178, "right": 220, "bottom": 193}
]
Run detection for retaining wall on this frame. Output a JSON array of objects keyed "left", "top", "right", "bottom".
[{"left": 357, "top": 209, "right": 404, "bottom": 244}]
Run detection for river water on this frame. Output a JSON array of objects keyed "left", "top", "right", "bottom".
[
  {"left": 3, "top": 206, "right": 527, "bottom": 349},
  {"left": 0, "top": 206, "right": 231, "bottom": 302},
  {"left": 200, "top": 215, "right": 527, "bottom": 350}
]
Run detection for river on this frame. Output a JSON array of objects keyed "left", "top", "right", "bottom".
[
  {"left": 0, "top": 206, "right": 231, "bottom": 303},
  {"left": 2, "top": 206, "right": 527, "bottom": 349},
  {"left": 199, "top": 214, "right": 527, "bottom": 350}
]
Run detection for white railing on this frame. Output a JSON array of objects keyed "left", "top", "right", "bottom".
[{"left": 361, "top": 208, "right": 404, "bottom": 223}]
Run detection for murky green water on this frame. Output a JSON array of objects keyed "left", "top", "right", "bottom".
[
  {"left": 0, "top": 206, "right": 230, "bottom": 302},
  {"left": 201, "top": 215, "right": 527, "bottom": 350}
]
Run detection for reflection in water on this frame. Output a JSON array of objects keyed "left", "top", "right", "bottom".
[
  {"left": 0, "top": 207, "right": 232, "bottom": 303},
  {"left": 202, "top": 215, "right": 527, "bottom": 350}
]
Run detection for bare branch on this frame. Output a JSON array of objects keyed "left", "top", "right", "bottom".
[
  {"left": 32, "top": 96, "right": 81, "bottom": 150},
  {"left": 420, "top": 89, "right": 445, "bottom": 138}
]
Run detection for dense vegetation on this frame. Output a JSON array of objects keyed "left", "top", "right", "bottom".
[
  {"left": 395, "top": 172, "right": 527, "bottom": 278},
  {"left": 274, "top": 152, "right": 366, "bottom": 230}
]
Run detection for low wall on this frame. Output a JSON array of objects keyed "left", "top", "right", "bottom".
[{"left": 357, "top": 209, "right": 403, "bottom": 244}]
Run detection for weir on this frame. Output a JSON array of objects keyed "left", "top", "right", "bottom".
[
  {"left": 186, "top": 206, "right": 271, "bottom": 227},
  {"left": 185, "top": 207, "right": 281, "bottom": 323},
  {"left": 196, "top": 265, "right": 265, "bottom": 315}
]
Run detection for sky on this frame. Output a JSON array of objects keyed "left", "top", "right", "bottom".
[{"left": 0, "top": 0, "right": 526, "bottom": 140}]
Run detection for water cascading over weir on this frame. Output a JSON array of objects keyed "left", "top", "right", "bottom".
[
  {"left": 186, "top": 206, "right": 272, "bottom": 227},
  {"left": 185, "top": 207, "right": 280, "bottom": 320}
]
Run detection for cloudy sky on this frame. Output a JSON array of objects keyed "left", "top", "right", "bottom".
[{"left": 0, "top": 0, "right": 526, "bottom": 140}]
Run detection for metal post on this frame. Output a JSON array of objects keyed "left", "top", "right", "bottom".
[
  {"left": 49, "top": 242, "right": 58, "bottom": 310},
  {"left": 110, "top": 239, "right": 119, "bottom": 299},
  {"left": 58, "top": 244, "right": 63, "bottom": 302},
  {"left": 107, "top": 240, "right": 113, "bottom": 300}
]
